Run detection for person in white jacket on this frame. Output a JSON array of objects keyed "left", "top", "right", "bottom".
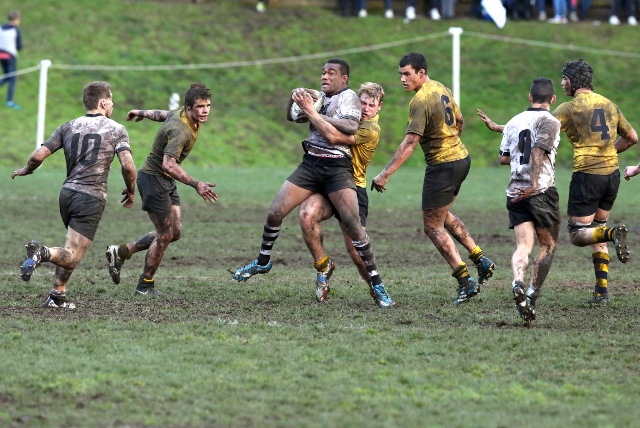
[{"left": 0, "top": 10, "right": 22, "bottom": 109}]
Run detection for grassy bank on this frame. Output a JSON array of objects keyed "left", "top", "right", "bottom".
[{"left": 1, "top": 0, "right": 640, "bottom": 170}]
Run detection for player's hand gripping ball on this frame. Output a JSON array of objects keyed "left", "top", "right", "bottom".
[{"left": 290, "top": 89, "right": 323, "bottom": 123}]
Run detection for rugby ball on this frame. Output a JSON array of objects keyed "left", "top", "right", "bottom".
[{"left": 290, "top": 90, "right": 323, "bottom": 123}]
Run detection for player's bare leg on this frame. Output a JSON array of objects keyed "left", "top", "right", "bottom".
[
  {"left": 25, "top": 227, "right": 92, "bottom": 308},
  {"left": 529, "top": 223, "right": 559, "bottom": 293},
  {"left": 423, "top": 204, "right": 479, "bottom": 304},
  {"left": 134, "top": 206, "right": 181, "bottom": 295},
  {"left": 299, "top": 194, "right": 334, "bottom": 262},
  {"left": 299, "top": 194, "right": 337, "bottom": 301},
  {"left": 331, "top": 188, "right": 392, "bottom": 308},
  {"left": 511, "top": 222, "right": 558, "bottom": 322},
  {"left": 512, "top": 222, "right": 535, "bottom": 283},
  {"left": 233, "top": 181, "right": 313, "bottom": 281},
  {"left": 106, "top": 208, "right": 181, "bottom": 285},
  {"left": 445, "top": 210, "right": 495, "bottom": 285},
  {"left": 424, "top": 204, "right": 463, "bottom": 269}
]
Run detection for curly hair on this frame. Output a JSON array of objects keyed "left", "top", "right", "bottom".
[{"left": 184, "top": 82, "right": 211, "bottom": 107}]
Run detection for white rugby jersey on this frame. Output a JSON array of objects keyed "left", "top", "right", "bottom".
[
  {"left": 499, "top": 108, "right": 561, "bottom": 198},
  {"left": 304, "top": 87, "right": 361, "bottom": 158}
]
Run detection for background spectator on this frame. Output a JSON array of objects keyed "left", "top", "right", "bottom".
[
  {"left": 548, "top": 0, "right": 568, "bottom": 22},
  {"left": 0, "top": 10, "right": 22, "bottom": 110},
  {"left": 406, "top": 0, "right": 442, "bottom": 21}
]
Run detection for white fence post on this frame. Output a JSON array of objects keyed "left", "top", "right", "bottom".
[
  {"left": 448, "top": 27, "right": 463, "bottom": 108},
  {"left": 36, "top": 59, "right": 52, "bottom": 149}
]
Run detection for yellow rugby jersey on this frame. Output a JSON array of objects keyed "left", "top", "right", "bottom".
[
  {"left": 406, "top": 80, "right": 468, "bottom": 166},
  {"left": 553, "top": 91, "right": 633, "bottom": 175},
  {"left": 139, "top": 107, "right": 200, "bottom": 178},
  {"left": 351, "top": 114, "right": 380, "bottom": 188}
]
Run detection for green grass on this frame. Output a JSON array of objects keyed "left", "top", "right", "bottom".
[
  {"left": 2, "top": 166, "right": 640, "bottom": 427},
  {"left": 2, "top": 0, "right": 640, "bottom": 170}
]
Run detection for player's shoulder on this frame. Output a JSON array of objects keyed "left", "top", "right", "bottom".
[
  {"left": 339, "top": 87, "right": 359, "bottom": 101},
  {"left": 358, "top": 117, "right": 380, "bottom": 133}
]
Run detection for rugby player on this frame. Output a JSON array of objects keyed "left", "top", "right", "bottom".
[
  {"left": 498, "top": 77, "right": 561, "bottom": 323},
  {"left": 295, "top": 82, "right": 392, "bottom": 306},
  {"left": 372, "top": 51, "right": 496, "bottom": 305},
  {"left": 231, "top": 58, "right": 393, "bottom": 308},
  {"left": 105, "top": 83, "right": 218, "bottom": 296},
  {"left": 12, "top": 81, "right": 136, "bottom": 308}
]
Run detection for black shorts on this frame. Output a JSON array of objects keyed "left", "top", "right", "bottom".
[
  {"left": 422, "top": 156, "right": 471, "bottom": 210},
  {"left": 59, "top": 188, "right": 106, "bottom": 241},
  {"left": 567, "top": 170, "right": 619, "bottom": 217},
  {"left": 332, "top": 186, "right": 369, "bottom": 227},
  {"left": 507, "top": 187, "right": 561, "bottom": 229},
  {"left": 287, "top": 154, "right": 357, "bottom": 194},
  {"left": 137, "top": 171, "right": 180, "bottom": 215}
]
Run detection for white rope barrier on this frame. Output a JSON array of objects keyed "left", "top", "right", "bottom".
[
  {"left": 46, "top": 32, "right": 452, "bottom": 71},
  {"left": 0, "top": 64, "right": 42, "bottom": 80},
  {"left": 464, "top": 31, "right": 640, "bottom": 59}
]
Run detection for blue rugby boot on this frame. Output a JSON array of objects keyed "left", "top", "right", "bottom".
[
  {"left": 232, "top": 259, "right": 273, "bottom": 282},
  {"left": 453, "top": 277, "right": 480, "bottom": 305},
  {"left": 372, "top": 284, "right": 394, "bottom": 308},
  {"left": 21, "top": 240, "right": 45, "bottom": 282},
  {"left": 475, "top": 255, "right": 496, "bottom": 285}
]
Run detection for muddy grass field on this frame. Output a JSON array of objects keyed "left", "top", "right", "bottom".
[{"left": 1, "top": 166, "right": 640, "bottom": 427}]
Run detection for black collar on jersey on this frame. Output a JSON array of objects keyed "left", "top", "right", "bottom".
[
  {"left": 527, "top": 107, "right": 549, "bottom": 112},
  {"left": 324, "top": 86, "right": 350, "bottom": 98},
  {"left": 85, "top": 113, "right": 104, "bottom": 117}
]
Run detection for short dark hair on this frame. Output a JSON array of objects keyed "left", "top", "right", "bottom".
[
  {"left": 399, "top": 52, "right": 427, "bottom": 74},
  {"left": 7, "top": 11, "right": 20, "bottom": 21},
  {"left": 83, "top": 81, "right": 111, "bottom": 110},
  {"left": 530, "top": 78, "right": 554, "bottom": 104},
  {"left": 184, "top": 82, "right": 211, "bottom": 107},
  {"left": 326, "top": 58, "right": 350, "bottom": 77}
]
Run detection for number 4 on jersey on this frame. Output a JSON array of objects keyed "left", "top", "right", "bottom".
[{"left": 590, "top": 108, "right": 610, "bottom": 140}]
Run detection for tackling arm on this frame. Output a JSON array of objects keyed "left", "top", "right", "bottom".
[
  {"left": 371, "top": 133, "right": 420, "bottom": 192},
  {"left": 291, "top": 90, "right": 356, "bottom": 145},
  {"left": 126, "top": 109, "right": 169, "bottom": 122},
  {"left": 11, "top": 146, "right": 53, "bottom": 179}
]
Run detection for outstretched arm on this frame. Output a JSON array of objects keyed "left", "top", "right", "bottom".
[
  {"left": 11, "top": 146, "right": 53, "bottom": 179},
  {"left": 162, "top": 155, "right": 218, "bottom": 204},
  {"left": 127, "top": 109, "right": 169, "bottom": 122},
  {"left": 371, "top": 133, "right": 420, "bottom": 193},
  {"left": 117, "top": 150, "right": 137, "bottom": 208},
  {"left": 292, "top": 90, "right": 356, "bottom": 145},
  {"left": 477, "top": 109, "right": 504, "bottom": 133}
]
